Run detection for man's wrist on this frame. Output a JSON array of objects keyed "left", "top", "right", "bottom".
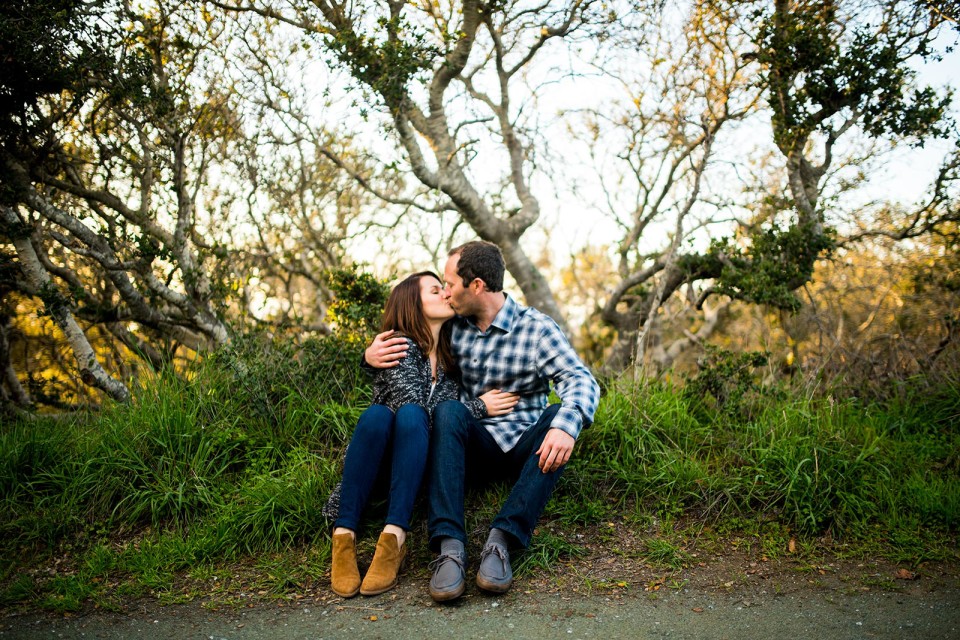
[{"left": 551, "top": 408, "right": 582, "bottom": 441}]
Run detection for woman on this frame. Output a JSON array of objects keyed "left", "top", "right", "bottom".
[{"left": 329, "top": 271, "right": 515, "bottom": 597}]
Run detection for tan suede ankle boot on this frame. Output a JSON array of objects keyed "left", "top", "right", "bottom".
[
  {"left": 359, "top": 532, "right": 406, "bottom": 596},
  {"left": 331, "top": 533, "right": 361, "bottom": 597}
]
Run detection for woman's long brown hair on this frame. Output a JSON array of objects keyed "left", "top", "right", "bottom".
[{"left": 380, "top": 272, "right": 459, "bottom": 377}]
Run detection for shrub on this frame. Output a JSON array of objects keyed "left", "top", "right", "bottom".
[{"left": 684, "top": 345, "right": 771, "bottom": 419}]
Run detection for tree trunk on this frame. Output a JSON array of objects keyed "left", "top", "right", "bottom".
[
  {"left": 495, "top": 237, "right": 567, "bottom": 331},
  {"left": 1, "top": 206, "right": 131, "bottom": 403},
  {"left": 0, "top": 315, "right": 31, "bottom": 407}
]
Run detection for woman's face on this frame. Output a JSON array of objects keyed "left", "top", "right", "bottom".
[{"left": 420, "top": 276, "right": 455, "bottom": 322}]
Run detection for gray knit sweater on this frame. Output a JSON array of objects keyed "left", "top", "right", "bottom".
[{"left": 370, "top": 338, "right": 485, "bottom": 419}]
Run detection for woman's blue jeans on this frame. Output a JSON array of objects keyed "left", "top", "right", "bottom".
[
  {"left": 334, "top": 403, "right": 430, "bottom": 532},
  {"left": 427, "top": 400, "right": 563, "bottom": 549}
]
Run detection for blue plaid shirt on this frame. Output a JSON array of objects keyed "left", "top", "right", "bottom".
[{"left": 452, "top": 294, "right": 600, "bottom": 452}]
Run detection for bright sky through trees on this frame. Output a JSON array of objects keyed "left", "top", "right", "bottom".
[{"left": 2, "top": 0, "right": 958, "bottom": 403}]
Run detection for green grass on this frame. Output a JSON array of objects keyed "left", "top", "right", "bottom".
[
  {"left": 1, "top": 345, "right": 958, "bottom": 611},
  {"left": 641, "top": 538, "right": 693, "bottom": 570},
  {"left": 514, "top": 529, "right": 588, "bottom": 576},
  {"left": 575, "top": 379, "right": 959, "bottom": 538}
]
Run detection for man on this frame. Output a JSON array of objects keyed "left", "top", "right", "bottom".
[{"left": 364, "top": 241, "right": 600, "bottom": 602}]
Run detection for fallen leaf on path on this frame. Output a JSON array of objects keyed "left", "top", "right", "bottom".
[
  {"left": 692, "top": 607, "right": 704, "bottom": 613},
  {"left": 895, "top": 569, "right": 917, "bottom": 580},
  {"left": 645, "top": 578, "right": 665, "bottom": 592}
]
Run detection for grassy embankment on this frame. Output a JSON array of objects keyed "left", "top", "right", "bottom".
[{"left": 1, "top": 337, "right": 957, "bottom": 612}]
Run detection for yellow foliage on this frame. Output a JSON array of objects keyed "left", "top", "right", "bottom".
[{"left": 6, "top": 293, "right": 197, "bottom": 409}]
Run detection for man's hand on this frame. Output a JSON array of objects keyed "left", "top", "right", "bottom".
[
  {"left": 479, "top": 389, "right": 519, "bottom": 416},
  {"left": 364, "top": 330, "right": 409, "bottom": 368},
  {"left": 535, "top": 429, "right": 575, "bottom": 474}
]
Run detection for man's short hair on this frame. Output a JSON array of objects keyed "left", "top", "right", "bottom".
[{"left": 450, "top": 241, "right": 505, "bottom": 292}]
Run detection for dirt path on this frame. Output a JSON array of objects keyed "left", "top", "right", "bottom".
[
  {"left": 4, "top": 551, "right": 959, "bottom": 639},
  {"left": 3, "top": 581, "right": 958, "bottom": 639}
]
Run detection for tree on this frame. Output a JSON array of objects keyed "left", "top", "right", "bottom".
[
  {"left": 0, "top": 0, "right": 366, "bottom": 406},
  {"left": 204, "top": 17, "right": 384, "bottom": 332},
  {"left": 564, "top": 2, "right": 758, "bottom": 372},
  {"left": 577, "top": 0, "right": 956, "bottom": 374},
  {"left": 714, "top": 0, "right": 954, "bottom": 295},
  {"left": 211, "top": 0, "right": 629, "bottom": 332}
]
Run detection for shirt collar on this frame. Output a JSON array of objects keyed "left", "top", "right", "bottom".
[
  {"left": 490, "top": 293, "right": 521, "bottom": 333},
  {"left": 461, "top": 293, "right": 521, "bottom": 334}
]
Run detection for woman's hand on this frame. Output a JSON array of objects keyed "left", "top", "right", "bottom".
[{"left": 479, "top": 389, "right": 519, "bottom": 416}]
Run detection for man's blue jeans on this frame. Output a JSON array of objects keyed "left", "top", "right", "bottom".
[
  {"left": 334, "top": 403, "right": 430, "bottom": 532},
  {"left": 427, "top": 400, "right": 564, "bottom": 549}
]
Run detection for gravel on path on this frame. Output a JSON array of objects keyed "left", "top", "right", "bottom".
[{"left": 4, "top": 579, "right": 958, "bottom": 639}]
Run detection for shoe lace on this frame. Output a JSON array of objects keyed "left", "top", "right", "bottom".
[
  {"left": 429, "top": 552, "right": 465, "bottom": 572},
  {"left": 479, "top": 543, "right": 507, "bottom": 567}
]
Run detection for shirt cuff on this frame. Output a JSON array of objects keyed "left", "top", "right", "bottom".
[
  {"left": 550, "top": 405, "right": 584, "bottom": 440},
  {"left": 360, "top": 356, "right": 376, "bottom": 377},
  {"left": 464, "top": 397, "right": 487, "bottom": 420}
]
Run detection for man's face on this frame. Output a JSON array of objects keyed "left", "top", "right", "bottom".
[{"left": 442, "top": 254, "right": 475, "bottom": 316}]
